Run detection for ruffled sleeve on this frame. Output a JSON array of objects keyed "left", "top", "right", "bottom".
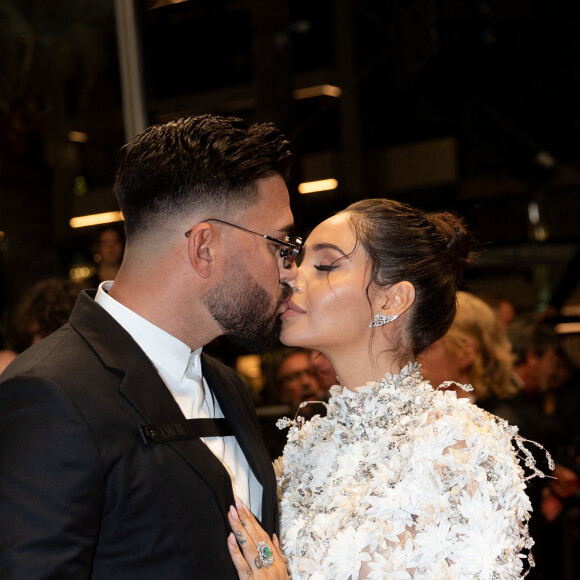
[{"left": 355, "top": 403, "right": 542, "bottom": 579}]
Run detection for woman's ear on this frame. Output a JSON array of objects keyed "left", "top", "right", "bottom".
[
  {"left": 186, "top": 222, "right": 215, "bottom": 279},
  {"left": 378, "top": 281, "right": 416, "bottom": 317}
]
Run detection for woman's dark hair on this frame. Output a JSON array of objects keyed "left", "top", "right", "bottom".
[
  {"left": 114, "top": 114, "right": 293, "bottom": 238},
  {"left": 340, "top": 199, "right": 473, "bottom": 357}
]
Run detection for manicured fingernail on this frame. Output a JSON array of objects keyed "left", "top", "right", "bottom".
[
  {"left": 235, "top": 496, "right": 243, "bottom": 511},
  {"left": 229, "top": 505, "right": 239, "bottom": 520},
  {"left": 228, "top": 532, "right": 236, "bottom": 547}
]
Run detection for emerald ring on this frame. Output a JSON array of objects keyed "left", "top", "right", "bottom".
[{"left": 256, "top": 541, "right": 274, "bottom": 566}]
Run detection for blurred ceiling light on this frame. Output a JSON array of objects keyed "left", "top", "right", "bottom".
[
  {"left": 68, "top": 131, "right": 89, "bottom": 143},
  {"left": 151, "top": 0, "right": 188, "bottom": 7},
  {"left": 70, "top": 211, "right": 124, "bottom": 229},
  {"left": 293, "top": 85, "right": 342, "bottom": 100},
  {"left": 527, "top": 201, "right": 540, "bottom": 225},
  {"left": 528, "top": 200, "right": 549, "bottom": 241},
  {"left": 69, "top": 266, "right": 94, "bottom": 281},
  {"left": 535, "top": 150, "right": 557, "bottom": 169},
  {"left": 555, "top": 322, "right": 580, "bottom": 334},
  {"left": 298, "top": 178, "right": 338, "bottom": 194}
]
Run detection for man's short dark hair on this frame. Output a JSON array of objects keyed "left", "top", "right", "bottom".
[
  {"left": 114, "top": 114, "right": 293, "bottom": 238},
  {"left": 507, "top": 316, "right": 560, "bottom": 366}
]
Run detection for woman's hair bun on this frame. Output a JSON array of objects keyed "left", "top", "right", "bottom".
[{"left": 428, "top": 212, "right": 473, "bottom": 276}]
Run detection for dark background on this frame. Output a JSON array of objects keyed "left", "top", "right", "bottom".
[{"left": 1, "top": 0, "right": 580, "bottom": 342}]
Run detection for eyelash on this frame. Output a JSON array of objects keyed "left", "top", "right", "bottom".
[{"left": 314, "top": 265, "right": 337, "bottom": 272}]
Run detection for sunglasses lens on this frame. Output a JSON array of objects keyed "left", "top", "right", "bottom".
[
  {"left": 280, "top": 248, "right": 293, "bottom": 269},
  {"left": 293, "top": 247, "right": 303, "bottom": 267},
  {"left": 281, "top": 237, "right": 303, "bottom": 268}
]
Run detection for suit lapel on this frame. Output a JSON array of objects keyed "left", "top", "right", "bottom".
[
  {"left": 118, "top": 344, "right": 236, "bottom": 522},
  {"left": 69, "top": 291, "right": 236, "bottom": 525}
]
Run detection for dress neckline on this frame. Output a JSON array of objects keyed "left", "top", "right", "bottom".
[{"left": 331, "top": 361, "right": 421, "bottom": 395}]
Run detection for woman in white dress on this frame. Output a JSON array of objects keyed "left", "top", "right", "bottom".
[{"left": 226, "top": 199, "right": 552, "bottom": 579}]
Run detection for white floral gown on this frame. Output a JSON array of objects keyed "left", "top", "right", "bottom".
[{"left": 276, "top": 363, "right": 551, "bottom": 580}]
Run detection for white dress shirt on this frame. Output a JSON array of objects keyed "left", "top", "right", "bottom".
[{"left": 95, "top": 281, "right": 262, "bottom": 519}]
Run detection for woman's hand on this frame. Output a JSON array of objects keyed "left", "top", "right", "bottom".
[{"left": 227, "top": 497, "right": 289, "bottom": 579}]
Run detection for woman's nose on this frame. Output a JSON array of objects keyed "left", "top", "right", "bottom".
[{"left": 279, "top": 257, "right": 298, "bottom": 285}]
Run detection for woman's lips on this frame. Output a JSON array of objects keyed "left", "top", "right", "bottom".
[{"left": 280, "top": 298, "right": 305, "bottom": 318}]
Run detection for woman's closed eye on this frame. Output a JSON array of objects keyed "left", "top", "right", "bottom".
[{"left": 314, "top": 264, "right": 338, "bottom": 272}]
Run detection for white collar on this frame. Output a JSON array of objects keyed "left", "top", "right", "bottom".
[{"left": 95, "top": 281, "right": 201, "bottom": 385}]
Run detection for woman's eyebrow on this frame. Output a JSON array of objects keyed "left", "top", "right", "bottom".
[{"left": 303, "top": 242, "right": 347, "bottom": 259}]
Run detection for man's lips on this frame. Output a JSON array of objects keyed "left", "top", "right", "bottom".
[
  {"left": 277, "top": 284, "right": 294, "bottom": 315},
  {"left": 280, "top": 298, "right": 305, "bottom": 318}
]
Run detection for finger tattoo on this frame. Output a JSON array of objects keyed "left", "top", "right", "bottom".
[
  {"left": 235, "top": 530, "right": 246, "bottom": 545},
  {"left": 254, "top": 557, "right": 262, "bottom": 569}
]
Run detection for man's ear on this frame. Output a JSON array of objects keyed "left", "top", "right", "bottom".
[
  {"left": 377, "top": 281, "right": 416, "bottom": 317},
  {"left": 186, "top": 222, "right": 216, "bottom": 279}
]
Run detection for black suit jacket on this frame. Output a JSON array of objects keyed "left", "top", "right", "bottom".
[{"left": 0, "top": 291, "right": 277, "bottom": 579}]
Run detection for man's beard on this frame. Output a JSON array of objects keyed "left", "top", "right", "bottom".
[{"left": 203, "top": 261, "right": 292, "bottom": 352}]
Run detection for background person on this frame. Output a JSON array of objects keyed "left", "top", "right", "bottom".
[
  {"left": 497, "top": 318, "right": 579, "bottom": 579},
  {"left": 478, "top": 292, "right": 517, "bottom": 330},
  {"left": 419, "top": 290, "right": 518, "bottom": 402},
  {"left": 309, "top": 349, "right": 337, "bottom": 392},
  {"left": 258, "top": 346, "right": 327, "bottom": 460},
  {"left": 490, "top": 317, "right": 567, "bottom": 456},
  {"left": 270, "top": 347, "right": 326, "bottom": 413},
  {"left": 0, "top": 276, "right": 84, "bottom": 374},
  {"left": 85, "top": 225, "right": 125, "bottom": 288},
  {"left": 11, "top": 276, "right": 84, "bottom": 350}
]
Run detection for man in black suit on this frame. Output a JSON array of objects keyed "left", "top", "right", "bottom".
[{"left": 0, "top": 114, "right": 301, "bottom": 578}]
